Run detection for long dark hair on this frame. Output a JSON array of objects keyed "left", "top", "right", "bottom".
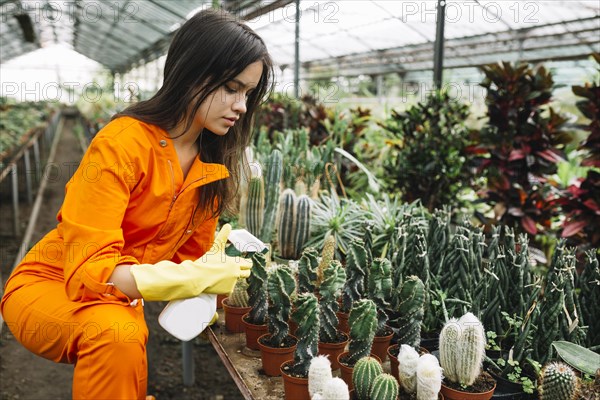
[{"left": 114, "top": 9, "right": 273, "bottom": 218}]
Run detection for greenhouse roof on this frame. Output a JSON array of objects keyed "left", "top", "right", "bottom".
[{"left": 1, "top": 0, "right": 599, "bottom": 77}]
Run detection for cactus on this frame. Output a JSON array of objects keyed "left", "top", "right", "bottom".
[
  {"left": 266, "top": 265, "right": 296, "bottom": 346},
  {"left": 439, "top": 313, "right": 486, "bottom": 387},
  {"left": 319, "top": 377, "right": 349, "bottom": 400},
  {"left": 539, "top": 362, "right": 580, "bottom": 400},
  {"left": 245, "top": 176, "right": 265, "bottom": 237},
  {"left": 295, "top": 195, "right": 311, "bottom": 257},
  {"left": 308, "top": 355, "right": 332, "bottom": 398},
  {"left": 367, "top": 258, "right": 393, "bottom": 336},
  {"left": 319, "top": 260, "right": 346, "bottom": 343},
  {"left": 398, "top": 344, "right": 419, "bottom": 393},
  {"left": 353, "top": 356, "right": 383, "bottom": 400},
  {"left": 389, "top": 275, "right": 425, "bottom": 349},
  {"left": 341, "top": 240, "right": 368, "bottom": 313},
  {"left": 297, "top": 247, "right": 319, "bottom": 294},
  {"left": 440, "top": 227, "right": 475, "bottom": 316},
  {"left": 580, "top": 249, "right": 600, "bottom": 347},
  {"left": 370, "top": 373, "right": 399, "bottom": 400},
  {"left": 317, "top": 234, "right": 336, "bottom": 285},
  {"left": 277, "top": 190, "right": 312, "bottom": 260},
  {"left": 259, "top": 149, "right": 283, "bottom": 243},
  {"left": 347, "top": 299, "right": 378, "bottom": 365},
  {"left": 247, "top": 252, "right": 268, "bottom": 325},
  {"left": 229, "top": 278, "right": 249, "bottom": 307},
  {"left": 416, "top": 354, "right": 443, "bottom": 400},
  {"left": 290, "top": 293, "right": 320, "bottom": 377}
]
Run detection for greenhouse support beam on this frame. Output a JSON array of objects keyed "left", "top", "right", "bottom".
[
  {"left": 294, "top": 0, "right": 300, "bottom": 99},
  {"left": 433, "top": 0, "right": 446, "bottom": 89}
]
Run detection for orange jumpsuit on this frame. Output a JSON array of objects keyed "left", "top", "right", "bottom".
[{"left": 1, "top": 116, "right": 229, "bottom": 399}]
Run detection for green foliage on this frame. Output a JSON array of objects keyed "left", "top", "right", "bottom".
[
  {"left": 352, "top": 356, "right": 383, "bottom": 400},
  {"left": 319, "top": 260, "right": 346, "bottom": 343},
  {"left": 266, "top": 265, "right": 296, "bottom": 346},
  {"left": 347, "top": 299, "right": 378, "bottom": 366},
  {"left": 552, "top": 341, "right": 600, "bottom": 376},
  {"left": 290, "top": 293, "right": 320, "bottom": 377},
  {"left": 247, "top": 252, "right": 268, "bottom": 325}
]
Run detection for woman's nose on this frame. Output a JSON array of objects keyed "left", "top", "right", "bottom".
[{"left": 232, "top": 96, "right": 247, "bottom": 114}]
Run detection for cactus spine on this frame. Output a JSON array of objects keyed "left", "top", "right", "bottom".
[
  {"left": 229, "top": 278, "right": 249, "bottom": 307},
  {"left": 439, "top": 313, "right": 486, "bottom": 387},
  {"left": 308, "top": 355, "right": 332, "bottom": 398},
  {"left": 298, "top": 247, "right": 319, "bottom": 294},
  {"left": 317, "top": 234, "right": 336, "bottom": 285},
  {"left": 370, "top": 373, "right": 400, "bottom": 400},
  {"left": 259, "top": 149, "right": 282, "bottom": 243},
  {"left": 391, "top": 275, "right": 425, "bottom": 348},
  {"left": 266, "top": 265, "right": 296, "bottom": 346},
  {"left": 398, "top": 344, "right": 419, "bottom": 393},
  {"left": 290, "top": 293, "right": 320, "bottom": 377},
  {"left": 353, "top": 356, "right": 383, "bottom": 400},
  {"left": 539, "top": 362, "right": 580, "bottom": 400},
  {"left": 416, "top": 354, "right": 443, "bottom": 400},
  {"left": 368, "top": 258, "right": 393, "bottom": 336},
  {"left": 246, "top": 176, "right": 264, "bottom": 237},
  {"left": 248, "top": 252, "right": 268, "bottom": 325},
  {"left": 347, "top": 299, "right": 378, "bottom": 365},
  {"left": 341, "top": 240, "right": 368, "bottom": 313},
  {"left": 319, "top": 260, "right": 346, "bottom": 343}
]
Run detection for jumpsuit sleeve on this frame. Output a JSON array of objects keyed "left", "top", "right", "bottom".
[
  {"left": 170, "top": 216, "right": 218, "bottom": 263},
  {"left": 59, "top": 137, "right": 140, "bottom": 302}
]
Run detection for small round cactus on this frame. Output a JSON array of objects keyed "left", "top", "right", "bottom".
[
  {"left": 308, "top": 355, "right": 332, "bottom": 398},
  {"left": 353, "top": 356, "right": 383, "bottom": 400},
  {"left": 539, "top": 362, "right": 580, "bottom": 400},
  {"left": 398, "top": 344, "right": 419, "bottom": 393},
  {"left": 370, "top": 373, "right": 399, "bottom": 400}
]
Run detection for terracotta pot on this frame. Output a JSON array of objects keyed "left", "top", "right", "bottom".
[
  {"left": 216, "top": 293, "right": 227, "bottom": 309},
  {"left": 258, "top": 334, "right": 297, "bottom": 377},
  {"left": 337, "top": 351, "right": 381, "bottom": 392},
  {"left": 318, "top": 332, "right": 349, "bottom": 370},
  {"left": 242, "top": 313, "right": 268, "bottom": 351},
  {"left": 441, "top": 382, "right": 496, "bottom": 400},
  {"left": 387, "top": 344, "right": 400, "bottom": 382},
  {"left": 280, "top": 360, "right": 310, "bottom": 400},
  {"left": 336, "top": 311, "right": 350, "bottom": 335},
  {"left": 222, "top": 298, "right": 251, "bottom": 333},
  {"left": 371, "top": 328, "right": 393, "bottom": 362}
]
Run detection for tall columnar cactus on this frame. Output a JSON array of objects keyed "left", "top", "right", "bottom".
[
  {"left": 416, "top": 354, "right": 443, "bottom": 400},
  {"left": 277, "top": 190, "right": 312, "bottom": 259},
  {"left": 290, "top": 293, "right": 320, "bottom": 377},
  {"left": 295, "top": 195, "right": 312, "bottom": 258},
  {"left": 347, "top": 299, "right": 378, "bottom": 365},
  {"left": 341, "top": 240, "right": 368, "bottom": 313},
  {"left": 266, "top": 265, "right": 296, "bottom": 346},
  {"left": 398, "top": 344, "right": 419, "bottom": 393},
  {"left": 538, "top": 362, "right": 580, "bottom": 400},
  {"left": 363, "top": 221, "right": 374, "bottom": 268},
  {"left": 319, "top": 260, "right": 346, "bottom": 343},
  {"left": 308, "top": 355, "right": 333, "bottom": 398},
  {"left": 580, "top": 249, "right": 600, "bottom": 347},
  {"left": 246, "top": 176, "right": 265, "bottom": 237},
  {"left": 370, "top": 373, "right": 400, "bottom": 400},
  {"left": 353, "top": 356, "right": 383, "bottom": 400},
  {"left": 439, "top": 313, "right": 486, "bottom": 387},
  {"left": 317, "top": 234, "right": 336, "bottom": 285},
  {"left": 427, "top": 207, "right": 451, "bottom": 278},
  {"left": 229, "top": 278, "right": 249, "bottom": 307},
  {"left": 259, "top": 149, "right": 282, "bottom": 243},
  {"left": 248, "top": 252, "right": 268, "bottom": 324},
  {"left": 441, "top": 227, "right": 475, "bottom": 316},
  {"left": 389, "top": 275, "right": 425, "bottom": 348},
  {"left": 297, "top": 247, "right": 319, "bottom": 294},
  {"left": 368, "top": 258, "right": 393, "bottom": 335}
]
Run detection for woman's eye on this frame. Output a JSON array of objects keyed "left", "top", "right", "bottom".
[{"left": 224, "top": 85, "right": 236, "bottom": 94}]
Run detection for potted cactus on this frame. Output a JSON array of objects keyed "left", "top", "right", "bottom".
[
  {"left": 339, "top": 240, "right": 369, "bottom": 334},
  {"left": 242, "top": 252, "right": 269, "bottom": 351},
  {"left": 275, "top": 188, "right": 312, "bottom": 263},
  {"left": 222, "top": 278, "right": 251, "bottom": 333},
  {"left": 280, "top": 292, "right": 319, "bottom": 400},
  {"left": 337, "top": 298, "right": 379, "bottom": 390},
  {"left": 368, "top": 257, "right": 394, "bottom": 362},
  {"left": 309, "top": 356, "right": 350, "bottom": 400},
  {"left": 396, "top": 347, "right": 444, "bottom": 400},
  {"left": 258, "top": 264, "right": 297, "bottom": 377},
  {"left": 317, "top": 259, "right": 348, "bottom": 370},
  {"left": 538, "top": 362, "right": 580, "bottom": 400},
  {"left": 352, "top": 356, "right": 383, "bottom": 400},
  {"left": 439, "top": 313, "right": 497, "bottom": 400}
]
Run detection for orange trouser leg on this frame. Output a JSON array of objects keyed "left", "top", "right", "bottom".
[{"left": 1, "top": 279, "right": 148, "bottom": 400}]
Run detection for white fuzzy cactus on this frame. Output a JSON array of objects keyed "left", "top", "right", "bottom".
[
  {"left": 417, "top": 354, "right": 443, "bottom": 400},
  {"left": 398, "top": 344, "right": 420, "bottom": 393},
  {"left": 308, "top": 355, "right": 333, "bottom": 398},
  {"left": 440, "top": 313, "right": 486, "bottom": 387},
  {"left": 320, "top": 377, "right": 350, "bottom": 400}
]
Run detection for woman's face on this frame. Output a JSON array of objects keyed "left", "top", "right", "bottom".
[{"left": 192, "top": 60, "right": 263, "bottom": 136}]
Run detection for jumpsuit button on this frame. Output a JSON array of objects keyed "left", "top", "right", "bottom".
[
  {"left": 159, "top": 140, "right": 167, "bottom": 147},
  {"left": 186, "top": 229, "right": 192, "bottom": 234}
]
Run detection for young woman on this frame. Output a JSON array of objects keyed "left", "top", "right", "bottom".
[{"left": 1, "top": 9, "right": 273, "bottom": 399}]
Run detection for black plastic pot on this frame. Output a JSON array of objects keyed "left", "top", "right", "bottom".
[{"left": 488, "top": 371, "right": 537, "bottom": 399}]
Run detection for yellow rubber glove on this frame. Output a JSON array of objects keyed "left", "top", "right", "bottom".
[{"left": 130, "top": 224, "right": 251, "bottom": 301}]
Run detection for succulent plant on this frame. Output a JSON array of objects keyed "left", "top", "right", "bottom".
[
  {"left": 290, "top": 292, "right": 320, "bottom": 377},
  {"left": 245, "top": 176, "right": 265, "bottom": 237},
  {"left": 398, "top": 344, "right": 419, "bottom": 393},
  {"left": 353, "top": 356, "right": 383, "bottom": 400},
  {"left": 347, "top": 299, "right": 378, "bottom": 365},
  {"left": 247, "top": 252, "right": 268, "bottom": 325},
  {"left": 266, "top": 265, "right": 295, "bottom": 346},
  {"left": 579, "top": 249, "right": 600, "bottom": 346},
  {"left": 319, "top": 260, "right": 346, "bottom": 343},
  {"left": 389, "top": 275, "right": 425, "bottom": 349},
  {"left": 277, "top": 189, "right": 311, "bottom": 260},
  {"left": 259, "top": 148, "right": 282, "bottom": 243},
  {"left": 341, "top": 240, "right": 368, "bottom": 313},
  {"left": 297, "top": 247, "right": 319, "bottom": 294},
  {"left": 308, "top": 355, "right": 332, "bottom": 398},
  {"left": 370, "top": 373, "right": 400, "bottom": 400},
  {"left": 416, "top": 354, "right": 443, "bottom": 400},
  {"left": 538, "top": 362, "right": 580, "bottom": 400},
  {"left": 368, "top": 257, "right": 393, "bottom": 336},
  {"left": 313, "top": 377, "right": 349, "bottom": 400},
  {"left": 228, "top": 278, "right": 249, "bottom": 307},
  {"left": 317, "top": 234, "right": 336, "bottom": 286}
]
